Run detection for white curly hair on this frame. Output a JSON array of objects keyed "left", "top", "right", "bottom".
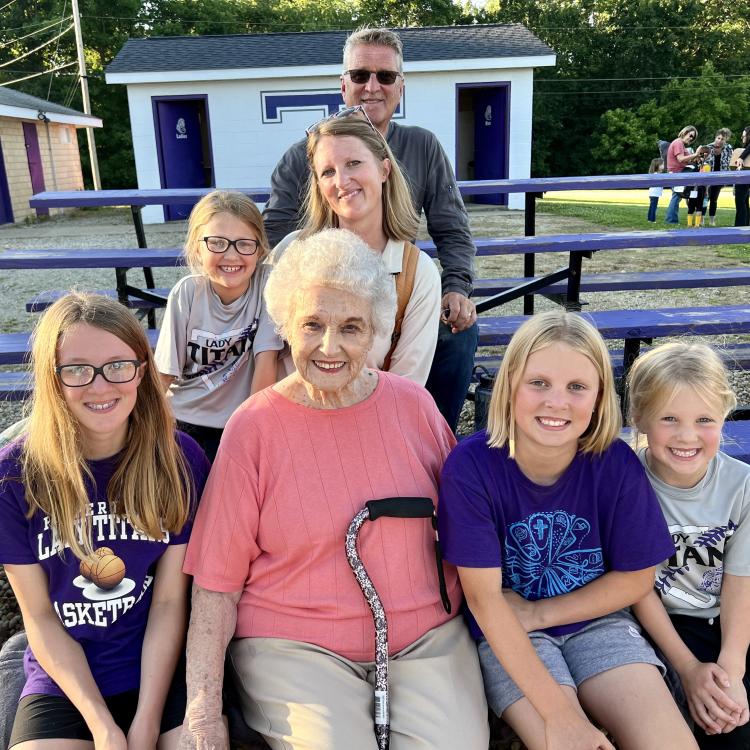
[{"left": 264, "top": 228, "right": 396, "bottom": 341}]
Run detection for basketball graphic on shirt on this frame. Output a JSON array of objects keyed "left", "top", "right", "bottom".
[
  {"left": 89, "top": 554, "right": 126, "bottom": 590},
  {"left": 79, "top": 546, "right": 115, "bottom": 580}
]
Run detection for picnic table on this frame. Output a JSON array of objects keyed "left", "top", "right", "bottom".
[
  {"left": 5, "top": 227, "right": 750, "bottom": 322},
  {"left": 32, "top": 169, "right": 750, "bottom": 316}
]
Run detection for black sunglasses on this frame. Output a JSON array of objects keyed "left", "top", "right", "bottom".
[
  {"left": 305, "top": 105, "right": 378, "bottom": 137},
  {"left": 344, "top": 68, "right": 402, "bottom": 86}
]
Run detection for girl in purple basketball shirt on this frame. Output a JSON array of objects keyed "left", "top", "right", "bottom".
[
  {"left": 438, "top": 310, "right": 697, "bottom": 750},
  {"left": 0, "top": 294, "right": 209, "bottom": 749}
]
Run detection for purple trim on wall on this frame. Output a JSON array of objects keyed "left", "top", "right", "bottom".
[
  {"left": 151, "top": 94, "right": 214, "bottom": 220},
  {"left": 0, "top": 138, "right": 13, "bottom": 224},
  {"left": 22, "top": 122, "right": 48, "bottom": 216},
  {"left": 455, "top": 82, "right": 511, "bottom": 204}
]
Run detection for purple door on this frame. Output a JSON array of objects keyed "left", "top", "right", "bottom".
[
  {"left": 155, "top": 99, "right": 211, "bottom": 221},
  {"left": 0, "top": 139, "right": 13, "bottom": 224},
  {"left": 23, "top": 122, "right": 48, "bottom": 216},
  {"left": 473, "top": 88, "right": 508, "bottom": 206}
]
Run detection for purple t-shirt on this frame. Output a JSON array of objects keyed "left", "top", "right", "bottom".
[
  {"left": 0, "top": 431, "right": 210, "bottom": 698},
  {"left": 438, "top": 434, "right": 673, "bottom": 639}
]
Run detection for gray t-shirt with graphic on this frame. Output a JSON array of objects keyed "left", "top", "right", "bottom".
[
  {"left": 639, "top": 449, "right": 750, "bottom": 619},
  {"left": 155, "top": 268, "right": 282, "bottom": 428}
]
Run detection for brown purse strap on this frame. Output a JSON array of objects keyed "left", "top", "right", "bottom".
[{"left": 382, "top": 241, "right": 419, "bottom": 372}]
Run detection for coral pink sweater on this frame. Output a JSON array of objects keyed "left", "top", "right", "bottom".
[{"left": 184, "top": 372, "right": 461, "bottom": 661}]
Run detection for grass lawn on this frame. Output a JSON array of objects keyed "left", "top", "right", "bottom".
[{"left": 536, "top": 189, "right": 750, "bottom": 261}]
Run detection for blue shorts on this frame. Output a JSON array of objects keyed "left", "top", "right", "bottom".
[{"left": 478, "top": 609, "right": 665, "bottom": 716}]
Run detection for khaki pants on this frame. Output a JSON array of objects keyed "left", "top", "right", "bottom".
[{"left": 228, "top": 617, "right": 489, "bottom": 750}]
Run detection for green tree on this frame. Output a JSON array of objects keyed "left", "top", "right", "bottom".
[
  {"left": 593, "top": 63, "right": 750, "bottom": 175},
  {"left": 4, "top": 0, "right": 750, "bottom": 184},
  {"left": 481, "top": 0, "right": 750, "bottom": 176},
  {"left": 356, "top": 0, "right": 462, "bottom": 28}
]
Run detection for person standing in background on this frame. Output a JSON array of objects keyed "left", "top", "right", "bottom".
[
  {"left": 665, "top": 126, "right": 703, "bottom": 225},
  {"left": 263, "top": 27, "right": 478, "bottom": 433}
]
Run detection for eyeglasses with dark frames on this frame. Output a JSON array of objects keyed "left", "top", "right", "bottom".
[
  {"left": 56, "top": 360, "right": 143, "bottom": 388},
  {"left": 305, "top": 105, "right": 378, "bottom": 137},
  {"left": 344, "top": 69, "right": 402, "bottom": 86},
  {"left": 202, "top": 236, "right": 260, "bottom": 256}
]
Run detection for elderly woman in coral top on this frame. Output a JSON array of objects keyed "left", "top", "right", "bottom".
[{"left": 178, "top": 229, "right": 488, "bottom": 750}]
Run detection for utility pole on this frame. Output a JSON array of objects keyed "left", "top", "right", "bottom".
[{"left": 70, "top": 0, "right": 101, "bottom": 189}]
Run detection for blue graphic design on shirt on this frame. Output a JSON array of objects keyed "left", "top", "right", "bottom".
[
  {"left": 504, "top": 511, "right": 604, "bottom": 599},
  {"left": 701, "top": 567, "right": 723, "bottom": 595}
]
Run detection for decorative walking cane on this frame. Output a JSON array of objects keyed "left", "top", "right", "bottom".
[{"left": 345, "top": 497, "right": 452, "bottom": 750}]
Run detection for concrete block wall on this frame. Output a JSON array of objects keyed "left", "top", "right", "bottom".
[{"left": 39, "top": 122, "right": 86, "bottom": 194}]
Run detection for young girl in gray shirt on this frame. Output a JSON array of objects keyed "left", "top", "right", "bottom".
[
  {"left": 155, "top": 191, "right": 282, "bottom": 461},
  {"left": 630, "top": 342, "right": 750, "bottom": 749}
]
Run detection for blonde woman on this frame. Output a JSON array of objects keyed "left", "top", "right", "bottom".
[
  {"left": 0, "top": 293, "right": 210, "bottom": 749},
  {"left": 272, "top": 113, "right": 442, "bottom": 388},
  {"left": 665, "top": 125, "right": 703, "bottom": 225}
]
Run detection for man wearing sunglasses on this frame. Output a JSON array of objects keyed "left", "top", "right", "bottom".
[{"left": 264, "top": 27, "right": 478, "bottom": 433}]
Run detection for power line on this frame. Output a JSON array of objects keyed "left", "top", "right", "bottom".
[
  {"left": 0, "top": 24, "right": 73, "bottom": 69},
  {"left": 84, "top": 14, "right": 341, "bottom": 25},
  {"left": 0, "top": 0, "right": 17, "bottom": 12},
  {"left": 0, "top": 60, "right": 76, "bottom": 87},
  {"left": 63, "top": 73, "right": 80, "bottom": 108},
  {"left": 77, "top": 14, "right": 750, "bottom": 32},
  {"left": 0, "top": 18, "right": 73, "bottom": 34},
  {"left": 0, "top": 17, "right": 72, "bottom": 49}
]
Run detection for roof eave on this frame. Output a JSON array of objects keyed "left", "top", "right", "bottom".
[
  {"left": 106, "top": 54, "right": 556, "bottom": 85},
  {"left": 0, "top": 103, "right": 102, "bottom": 127}
]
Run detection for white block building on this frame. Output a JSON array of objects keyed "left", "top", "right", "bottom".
[{"left": 106, "top": 24, "right": 555, "bottom": 223}]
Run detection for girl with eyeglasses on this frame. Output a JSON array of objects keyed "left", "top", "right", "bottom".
[
  {"left": 155, "top": 190, "right": 283, "bottom": 461},
  {"left": 0, "top": 292, "right": 210, "bottom": 749}
]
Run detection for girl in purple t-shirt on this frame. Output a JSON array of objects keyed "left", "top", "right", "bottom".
[
  {"left": 0, "top": 293, "right": 209, "bottom": 749},
  {"left": 438, "top": 310, "right": 697, "bottom": 750}
]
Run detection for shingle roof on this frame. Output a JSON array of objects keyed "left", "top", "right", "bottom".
[
  {"left": 106, "top": 24, "right": 554, "bottom": 74},
  {"left": 0, "top": 85, "right": 94, "bottom": 119}
]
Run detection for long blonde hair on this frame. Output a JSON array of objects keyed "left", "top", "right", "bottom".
[
  {"left": 21, "top": 293, "right": 191, "bottom": 560},
  {"left": 487, "top": 311, "right": 621, "bottom": 456},
  {"left": 183, "top": 190, "right": 269, "bottom": 275},
  {"left": 303, "top": 117, "right": 419, "bottom": 241}
]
